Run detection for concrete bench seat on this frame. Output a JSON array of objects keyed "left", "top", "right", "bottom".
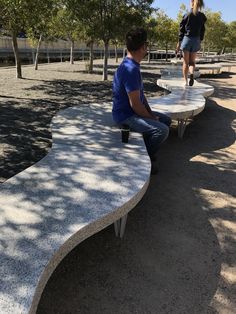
[
  {"left": 171, "top": 54, "right": 236, "bottom": 64},
  {"left": 170, "top": 60, "right": 222, "bottom": 75},
  {"left": 0, "top": 103, "right": 150, "bottom": 313},
  {"left": 195, "top": 64, "right": 222, "bottom": 74},
  {"left": 218, "top": 62, "right": 236, "bottom": 72},
  {"left": 148, "top": 78, "right": 214, "bottom": 137}
]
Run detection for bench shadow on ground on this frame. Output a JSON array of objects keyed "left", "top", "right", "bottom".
[
  {"left": 0, "top": 73, "right": 235, "bottom": 313},
  {"left": 37, "top": 80, "right": 235, "bottom": 313},
  {"left": 201, "top": 73, "right": 236, "bottom": 100}
]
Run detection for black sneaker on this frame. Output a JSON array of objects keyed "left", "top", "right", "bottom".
[{"left": 189, "top": 74, "right": 194, "bottom": 86}]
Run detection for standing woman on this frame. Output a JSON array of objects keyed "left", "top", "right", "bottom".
[{"left": 176, "top": 0, "right": 207, "bottom": 86}]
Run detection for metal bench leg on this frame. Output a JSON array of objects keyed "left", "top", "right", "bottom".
[
  {"left": 177, "top": 119, "right": 188, "bottom": 138},
  {"left": 114, "top": 220, "right": 120, "bottom": 237},
  {"left": 119, "top": 214, "right": 128, "bottom": 238},
  {"left": 114, "top": 214, "right": 128, "bottom": 238}
]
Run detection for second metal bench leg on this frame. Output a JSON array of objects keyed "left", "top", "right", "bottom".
[
  {"left": 114, "top": 220, "right": 120, "bottom": 237},
  {"left": 178, "top": 119, "right": 188, "bottom": 138},
  {"left": 119, "top": 214, "right": 128, "bottom": 238},
  {"left": 114, "top": 214, "right": 128, "bottom": 238}
]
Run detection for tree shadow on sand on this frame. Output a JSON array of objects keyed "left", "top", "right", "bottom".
[
  {"left": 0, "top": 70, "right": 162, "bottom": 183},
  {"left": 37, "top": 79, "right": 235, "bottom": 313}
]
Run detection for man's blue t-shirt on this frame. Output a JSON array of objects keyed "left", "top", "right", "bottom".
[{"left": 112, "top": 57, "right": 144, "bottom": 123}]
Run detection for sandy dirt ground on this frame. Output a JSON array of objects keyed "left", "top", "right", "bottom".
[{"left": 0, "top": 60, "right": 235, "bottom": 314}]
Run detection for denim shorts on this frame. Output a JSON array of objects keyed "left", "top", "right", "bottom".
[{"left": 180, "top": 36, "right": 201, "bottom": 52}]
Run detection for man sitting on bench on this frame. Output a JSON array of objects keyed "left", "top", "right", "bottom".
[{"left": 112, "top": 27, "right": 171, "bottom": 174}]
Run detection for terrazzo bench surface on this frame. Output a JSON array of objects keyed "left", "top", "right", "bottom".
[
  {"left": 0, "top": 103, "right": 150, "bottom": 313},
  {"left": 170, "top": 60, "right": 222, "bottom": 74},
  {"left": 195, "top": 64, "right": 222, "bottom": 74},
  {"left": 148, "top": 76, "right": 214, "bottom": 137}
]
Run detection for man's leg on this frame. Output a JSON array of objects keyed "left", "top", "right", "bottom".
[
  {"left": 122, "top": 114, "right": 170, "bottom": 161},
  {"left": 154, "top": 112, "right": 172, "bottom": 127}
]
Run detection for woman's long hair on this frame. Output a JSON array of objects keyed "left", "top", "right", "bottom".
[{"left": 193, "top": 0, "right": 205, "bottom": 15}]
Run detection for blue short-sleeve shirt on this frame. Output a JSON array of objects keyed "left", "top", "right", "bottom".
[{"left": 112, "top": 57, "right": 144, "bottom": 123}]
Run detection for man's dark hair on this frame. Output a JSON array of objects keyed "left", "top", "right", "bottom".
[{"left": 126, "top": 28, "right": 147, "bottom": 52}]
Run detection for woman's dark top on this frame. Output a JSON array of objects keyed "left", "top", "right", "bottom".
[{"left": 179, "top": 10, "right": 207, "bottom": 42}]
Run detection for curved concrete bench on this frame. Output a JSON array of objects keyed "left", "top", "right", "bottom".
[
  {"left": 170, "top": 59, "right": 222, "bottom": 74},
  {"left": 0, "top": 103, "right": 150, "bottom": 313},
  {"left": 148, "top": 78, "right": 214, "bottom": 137},
  {"left": 195, "top": 64, "right": 222, "bottom": 74}
]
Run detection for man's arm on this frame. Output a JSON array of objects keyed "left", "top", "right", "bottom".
[
  {"left": 143, "top": 95, "right": 158, "bottom": 119},
  {"left": 128, "top": 90, "right": 158, "bottom": 120},
  {"left": 177, "top": 14, "right": 188, "bottom": 52}
]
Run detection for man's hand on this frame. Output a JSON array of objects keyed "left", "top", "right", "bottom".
[
  {"left": 128, "top": 90, "right": 156, "bottom": 120},
  {"left": 143, "top": 95, "right": 159, "bottom": 120}
]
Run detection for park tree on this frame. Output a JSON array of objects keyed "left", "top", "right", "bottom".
[
  {"left": 156, "top": 11, "right": 177, "bottom": 60},
  {"left": 224, "top": 21, "right": 236, "bottom": 52},
  {"left": 66, "top": 0, "right": 154, "bottom": 80},
  {"left": 145, "top": 16, "right": 159, "bottom": 63},
  {"left": 111, "top": 1, "right": 156, "bottom": 64},
  {"left": 51, "top": 6, "right": 82, "bottom": 65},
  {"left": 204, "top": 10, "right": 228, "bottom": 54},
  {"left": 0, "top": 0, "right": 33, "bottom": 78},
  {"left": 26, "top": 0, "right": 57, "bottom": 70},
  {"left": 176, "top": 3, "right": 188, "bottom": 23},
  {"left": 0, "top": 0, "right": 56, "bottom": 78}
]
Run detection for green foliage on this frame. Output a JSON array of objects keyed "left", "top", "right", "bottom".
[
  {"left": 176, "top": 3, "right": 188, "bottom": 23},
  {"left": 51, "top": 6, "right": 82, "bottom": 42},
  {"left": 145, "top": 16, "right": 158, "bottom": 46},
  {"left": 0, "top": 0, "right": 33, "bottom": 34},
  {"left": 65, "top": 0, "right": 155, "bottom": 43},
  {"left": 224, "top": 21, "right": 236, "bottom": 49},
  {"left": 156, "top": 10, "right": 177, "bottom": 49},
  {"left": 204, "top": 10, "right": 228, "bottom": 50}
]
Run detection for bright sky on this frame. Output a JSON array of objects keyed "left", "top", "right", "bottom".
[{"left": 153, "top": 0, "right": 235, "bottom": 23}]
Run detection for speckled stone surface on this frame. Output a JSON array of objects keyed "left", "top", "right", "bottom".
[
  {"left": 0, "top": 103, "right": 150, "bottom": 314},
  {"left": 195, "top": 64, "right": 222, "bottom": 72},
  {"left": 148, "top": 77, "right": 214, "bottom": 120}
]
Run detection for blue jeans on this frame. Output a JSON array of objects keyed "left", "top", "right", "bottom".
[{"left": 122, "top": 112, "right": 171, "bottom": 160}]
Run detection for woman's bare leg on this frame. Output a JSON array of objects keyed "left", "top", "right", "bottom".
[
  {"left": 189, "top": 52, "right": 197, "bottom": 86},
  {"left": 189, "top": 52, "right": 197, "bottom": 74},
  {"left": 182, "top": 51, "right": 190, "bottom": 85}
]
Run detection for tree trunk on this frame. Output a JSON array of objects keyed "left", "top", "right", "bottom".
[
  {"left": 103, "top": 40, "right": 109, "bottom": 81},
  {"left": 221, "top": 47, "right": 225, "bottom": 54},
  {"left": 89, "top": 41, "right": 94, "bottom": 73},
  {"left": 34, "top": 34, "right": 42, "bottom": 70},
  {"left": 148, "top": 44, "right": 152, "bottom": 63},
  {"left": 123, "top": 47, "right": 126, "bottom": 58},
  {"left": 202, "top": 41, "right": 205, "bottom": 56},
  {"left": 12, "top": 31, "right": 22, "bottom": 79},
  {"left": 70, "top": 40, "right": 74, "bottom": 64},
  {"left": 165, "top": 45, "right": 168, "bottom": 61},
  {"left": 115, "top": 43, "right": 118, "bottom": 63}
]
